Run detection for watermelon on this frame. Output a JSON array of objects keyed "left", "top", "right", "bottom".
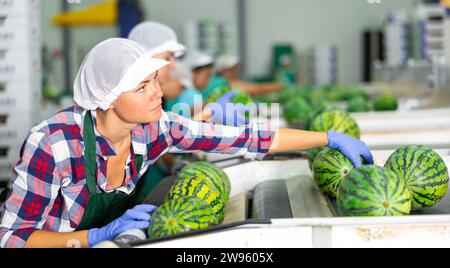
[
  {"left": 337, "top": 165, "right": 411, "bottom": 217},
  {"left": 348, "top": 96, "right": 370, "bottom": 113},
  {"left": 147, "top": 196, "right": 219, "bottom": 239},
  {"left": 166, "top": 176, "right": 226, "bottom": 223},
  {"left": 178, "top": 162, "right": 231, "bottom": 202},
  {"left": 282, "top": 96, "right": 311, "bottom": 127},
  {"left": 373, "top": 93, "right": 398, "bottom": 111},
  {"left": 308, "top": 147, "right": 324, "bottom": 171},
  {"left": 206, "top": 86, "right": 253, "bottom": 105},
  {"left": 304, "top": 104, "right": 331, "bottom": 131},
  {"left": 312, "top": 148, "right": 354, "bottom": 198},
  {"left": 384, "top": 145, "right": 449, "bottom": 209},
  {"left": 310, "top": 109, "right": 361, "bottom": 139}
]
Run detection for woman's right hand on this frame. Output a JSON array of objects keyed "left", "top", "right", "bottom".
[{"left": 87, "top": 204, "right": 157, "bottom": 247}]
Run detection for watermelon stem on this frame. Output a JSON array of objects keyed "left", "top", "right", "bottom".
[{"left": 342, "top": 168, "right": 349, "bottom": 176}]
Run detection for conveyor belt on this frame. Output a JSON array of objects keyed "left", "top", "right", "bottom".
[
  {"left": 250, "top": 176, "right": 334, "bottom": 220},
  {"left": 251, "top": 180, "right": 293, "bottom": 219}
]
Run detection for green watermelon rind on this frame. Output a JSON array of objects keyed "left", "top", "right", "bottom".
[
  {"left": 166, "top": 176, "right": 226, "bottom": 223},
  {"left": 308, "top": 147, "right": 324, "bottom": 171},
  {"left": 384, "top": 145, "right": 449, "bottom": 210},
  {"left": 178, "top": 162, "right": 231, "bottom": 202},
  {"left": 310, "top": 109, "right": 361, "bottom": 139},
  {"left": 373, "top": 93, "right": 398, "bottom": 111},
  {"left": 312, "top": 148, "right": 354, "bottom": 198}
]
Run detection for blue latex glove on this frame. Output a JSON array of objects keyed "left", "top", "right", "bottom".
[
  {"left": 327, "top": 130, "right": 374, "bottom": 168},
  {"left": 87, "top": 204, "right": 157, "bottom": 247},
  {"left": 207, "top": 91, "right": 250, "bottom": 127}
]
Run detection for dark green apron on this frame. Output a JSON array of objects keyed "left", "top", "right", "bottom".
[{"left": 76, "top": 112, "right": 163, "bottom": 230}]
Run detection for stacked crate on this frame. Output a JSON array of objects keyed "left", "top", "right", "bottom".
[
  {"left": 184, "top": 19, "right": 236, "bottom": 56},
  {"left": 384, "top": 10, "right": 410, "bottom": 66},
  {"left": 308, "top": 45, "right": 338, "bottom": 87},
  {"left": 414, "top": 4, "right": 444, "bottom": 61},
  {"left": 0, "top": 0, "right": 41, "bottom": 182}
]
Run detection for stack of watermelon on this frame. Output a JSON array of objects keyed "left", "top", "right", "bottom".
[
  {"left": 312, "top": 145, "right": 413, "bottom": 216},
  {"left": 312, "top": 144, "right": 449, "bottom": 217},
  {"left": 147, "top": 162, "right": 231, "bottom": 239}
]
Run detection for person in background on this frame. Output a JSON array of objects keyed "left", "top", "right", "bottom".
[
  {"left": 128, "top": 21, "right": 185, "bottom": 108},
  {"left": 166, "top": 61, "right": 202, "bottom": 112},
  {"left": 206, "top": 54, "right": 284, "bottom": 98},
  {"left": 275, "top": 54, "right": 299, "bottom": 86}
]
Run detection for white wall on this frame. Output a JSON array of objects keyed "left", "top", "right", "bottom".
[
  {"left": 245, "top": 0, "right": 417, "bottom": 85},
  {"left": 142, "top": 0, "right": 237, "bottom": 49},
  {"left": 41, "top": 0, "right": 117, "bottom": 92},
  {"left": 40, "top": 0, "right": 237, "bottom": 91}
]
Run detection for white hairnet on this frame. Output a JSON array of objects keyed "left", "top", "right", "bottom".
[
  {"left": 184, "top": 50, "right": 214, "bottom": 70},
  {"left": 74, "top": 38, "right": 169, "bottom": 111},
  {"left": 128, "top": 21, "right": 186, "bottom": 58},
  {"left": 215, "top": 54, "right": 240, "bottom": 74},
  {"left": 171, "top": 61, "right": 194, "bottom": 89}
]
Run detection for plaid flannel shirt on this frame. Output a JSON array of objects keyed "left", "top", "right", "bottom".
[{"left": 0, "top": 105, "right": 275, "bottom": 248}]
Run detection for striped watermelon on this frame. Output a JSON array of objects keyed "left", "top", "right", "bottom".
[
  {"left": 310, "top": 109, "right": 361, "bottom": 139},
  {"left": 384, "top": 145, "right": 449, "bottom": 209},
  {"left": 166, "top": 176, "right": 226, "bottom": 223},
  {"left": 312, "top": 148, "right": 354, "bottom": 198},
  {"left": 337, "top": 165, "right": 411, "bottom": 216},
  {"left": 147, "top": 196, "right": 219, "bottom": 239},
  {"left": 308, "top": 147, "right": 324, "bottom": 171},
  {"left": 179, "top": 162, "right": 231, "bottom": 201}
]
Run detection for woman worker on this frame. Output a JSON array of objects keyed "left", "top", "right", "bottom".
[{"left": 0, "top": 38, "right": 373, "bottom": 248}]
